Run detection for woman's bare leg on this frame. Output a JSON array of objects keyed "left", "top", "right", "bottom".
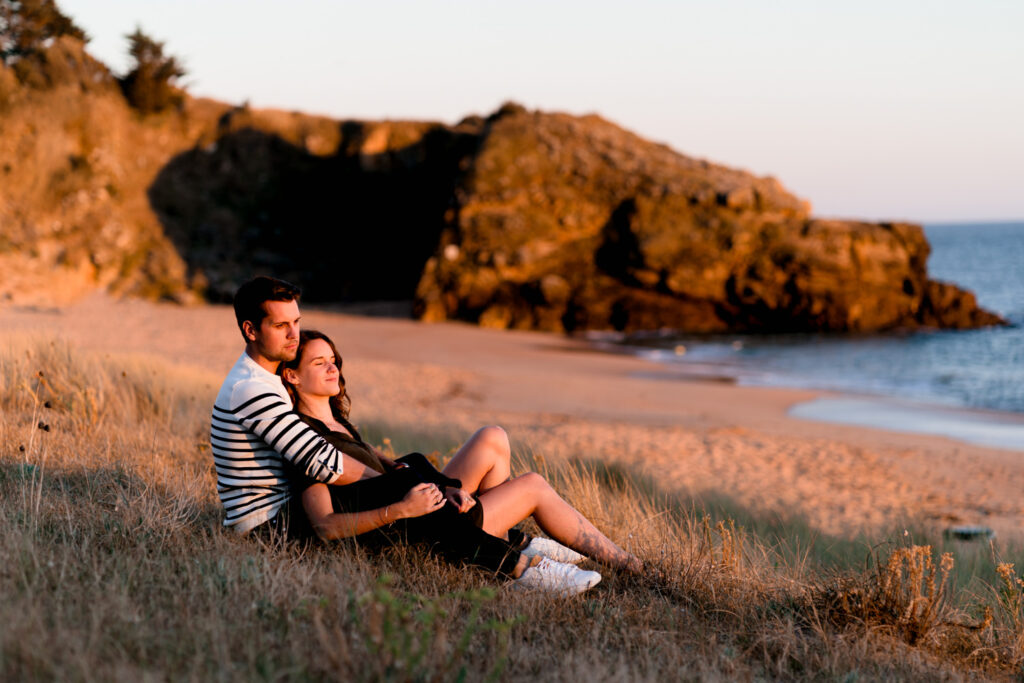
[
  {"left": 477, "top": 473, "right": 641, "bottom": 572},
  {"left": 442, "top": 425, "right": 512, "bottom": 495}
]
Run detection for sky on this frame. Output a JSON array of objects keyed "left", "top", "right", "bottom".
[{"left": 60, "top": 0, "right": 1024, "bottom": 223}]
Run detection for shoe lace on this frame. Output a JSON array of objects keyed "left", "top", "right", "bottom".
[{"left": 535, "top": 557, "right": 571, "bottom": 577}]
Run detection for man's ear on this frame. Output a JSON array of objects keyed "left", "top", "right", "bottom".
[{"left": 241, "top": 320, "right": 258, "bottom": 342}]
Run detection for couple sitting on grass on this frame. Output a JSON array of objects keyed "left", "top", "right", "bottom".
[{"left": 211, "top": 276, "right": 641, "bottom": 595}]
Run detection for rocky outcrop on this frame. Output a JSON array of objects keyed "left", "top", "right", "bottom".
[
  {"left": 414, "top": 105, "right": 1005, "bottom": 332},
  {"left": 0, "top": 38, "right": 1004, "bottom": 332},
  {"left": 0, "top": 37, "right": 207, "bottom": 305},
  {"left": 0, "top": 37, "right": 473, "bottom": 305}
]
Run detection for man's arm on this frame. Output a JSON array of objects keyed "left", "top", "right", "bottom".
[
  {"left": 228, "top": 383, "right": 368, "bottom": 485},
  {"left": 370, "top": 446, "right": 401, "bottom": 471}
]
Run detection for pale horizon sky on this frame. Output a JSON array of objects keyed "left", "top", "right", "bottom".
[{"left": 60, "top": 0, "right": 1024, "bottom": 223}]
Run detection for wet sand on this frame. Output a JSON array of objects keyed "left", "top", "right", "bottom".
[{"left": 4, "top": 294, "right": 1023, "bottom": 540}]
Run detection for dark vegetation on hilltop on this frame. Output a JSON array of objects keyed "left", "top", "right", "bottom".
[
  {"left": 0, "top": 0, "right": 85, "bottom": 69},
  {"left": 0, "top": 0, "right": 107, "bottom": 91},
  {"left": 0, "top": 1, "right": 1006, "bottom": 332},
  {"left": 1, "top": 1, "right": 181, "bottom": 110},
  {"left": 118, "top": 26, "right": 186, "bottom": 114}
]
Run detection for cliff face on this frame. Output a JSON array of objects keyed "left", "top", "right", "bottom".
[
  {"left": 0, "top": 37, "right": 211, "bottom": 304},
  {"left": 414, "top": 105, "right": 1004, "bottom": 332},
  {"left": 0, "top": 37, "right": 463, "bottom": 305},
  {"left": 0, "top": 40, "right": 1004, "bottom": 332}
]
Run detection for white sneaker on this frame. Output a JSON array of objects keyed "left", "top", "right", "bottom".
[
  {"left": 521, "top": 537, "right": 587, "bottom": 565},
  {"left": 513, "top": 557, "right": 601, "bottom": 596}
]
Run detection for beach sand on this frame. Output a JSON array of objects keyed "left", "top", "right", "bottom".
[{"left": 4, "top": 294, "right": 1022, "bottom": 541}]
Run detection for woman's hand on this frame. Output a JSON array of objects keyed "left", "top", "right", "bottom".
[
  {"left": 444, "top": 487, "right": 477, "bottom": 514},
  {"left": 393, "top": 483, "right": 445, "bottom": 520}
]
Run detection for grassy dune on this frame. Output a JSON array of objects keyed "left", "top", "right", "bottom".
[{"left": 2, "top": 338, "right": 1024, "bottom": 681}]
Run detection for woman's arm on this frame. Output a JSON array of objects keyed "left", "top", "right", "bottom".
[{"left": 302, "top": 481, "right": 446, "bottom": 541}]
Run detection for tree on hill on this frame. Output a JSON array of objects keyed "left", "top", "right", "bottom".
[
  {"left": 118, "top": 26, "right": 186, "bottom": 114},
  {"left": 0, "top": 0, "right": 87, "bottom": 66}
]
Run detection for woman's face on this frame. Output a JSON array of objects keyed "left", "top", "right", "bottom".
[{"left": 286, "top": 338, "right": 341, "bottom": 398}]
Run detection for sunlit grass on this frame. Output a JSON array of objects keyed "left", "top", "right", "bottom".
[{"left": 2, "top": 337, "right": 1022, "bottom": 680}]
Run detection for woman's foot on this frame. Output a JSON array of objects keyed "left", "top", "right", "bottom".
[
  {"left": 512, "top": 557, "right": 601, "bottom": 596},
  {"left": 520, "top": 536, "right": 587, "bottom": 565}
]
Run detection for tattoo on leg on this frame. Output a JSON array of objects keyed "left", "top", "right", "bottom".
[{"left": 571, "top": 516, "right": 635, "bottom": 569}]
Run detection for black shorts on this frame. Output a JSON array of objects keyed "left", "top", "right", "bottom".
[{"left": 292, "top": 453, "right": 522, "bottom": 577}]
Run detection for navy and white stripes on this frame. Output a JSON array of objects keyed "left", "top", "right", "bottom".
[{"left": 211, "top": 352, "right": 344, "bottom": 533}]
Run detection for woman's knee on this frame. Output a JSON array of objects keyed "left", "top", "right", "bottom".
[
  {"left": 477, "top": 425, "right": 510, "bottom": 456},
  {"left": 515, "top": 471, "right": 550, "bottom": 493}
]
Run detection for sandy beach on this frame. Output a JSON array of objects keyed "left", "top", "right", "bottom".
[{"left": 4, "top": 294, "right": 1022, "bottom": 541}]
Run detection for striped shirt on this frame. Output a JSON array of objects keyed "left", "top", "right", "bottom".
[{"left": 211, "top": 352, "right": 345, "bottom": 533}]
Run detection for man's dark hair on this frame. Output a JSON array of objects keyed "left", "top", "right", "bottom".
[{"left": 233, "top": 276, "right": 301, "bottom": 341}]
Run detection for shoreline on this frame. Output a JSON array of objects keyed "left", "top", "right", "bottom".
[
  {"left": 606, "top": 343, "right": 1024, "bottom": 452},
  {"left": 590, "top": 329, "right": 1024, "bottom": 450},
  {"left": 790, "top": 395, "right": 1024, "bottom": 452},
  {"left": 3, "top": 294, "right": 1023, "bottom": 541}
]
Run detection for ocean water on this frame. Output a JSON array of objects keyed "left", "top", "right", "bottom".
[{"left": 603, "top": 221, "right": 1024, "bottom": 448}]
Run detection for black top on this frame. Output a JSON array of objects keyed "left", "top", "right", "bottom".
[
  {"left": 284, "top": 413, "right": 462, "bottom": 493},
  {"left": 295, "top": 413, "right": 385, "bottom": 475}
]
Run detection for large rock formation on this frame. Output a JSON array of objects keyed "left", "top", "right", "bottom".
[
  {"left": 0, "top": 37, "right": 207, "bottom": 304},
  {"left": 414, "top": 104, "right": 1005, "bottom": 332},
  {"left": 0, "top": 37, "right": 1004, "bottom": 332}
]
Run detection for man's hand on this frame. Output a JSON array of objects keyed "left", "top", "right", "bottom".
[
  {"left": 375, "top": 451, "right": 404, "bottom": 471},
  {"left": 444, "top": 487, "right": 476, "bottom": 514}
]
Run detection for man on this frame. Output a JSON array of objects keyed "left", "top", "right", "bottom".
[{"left": 211, "top": 276, "right": 372, "bottom": 535}]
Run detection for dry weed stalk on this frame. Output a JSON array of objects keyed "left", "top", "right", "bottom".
[
  {"left": 991, "top": 562, "right": 1024, "bottom": 667},
  {"left": 816, "top": 544, "right": 992, "bottom": 652},
  {"left": 880, "top": 545, "right": 956, "bottom": 643}
]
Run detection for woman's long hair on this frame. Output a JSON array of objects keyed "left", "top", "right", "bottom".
[{"left": 279, "top": 329, "right": 351, "bottom": 420}]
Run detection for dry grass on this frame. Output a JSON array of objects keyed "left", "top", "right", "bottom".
[{"left": 2, "top": 337, "right": 1024, "bottom": 681}]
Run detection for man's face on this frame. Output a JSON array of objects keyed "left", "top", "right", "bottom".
[{"left": 245, "top": 299, "right": 301, "bottom": 363}]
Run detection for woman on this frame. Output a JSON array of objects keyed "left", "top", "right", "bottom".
[{"left": 279, "top": 330, "right": 642, "bottom": 591}]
